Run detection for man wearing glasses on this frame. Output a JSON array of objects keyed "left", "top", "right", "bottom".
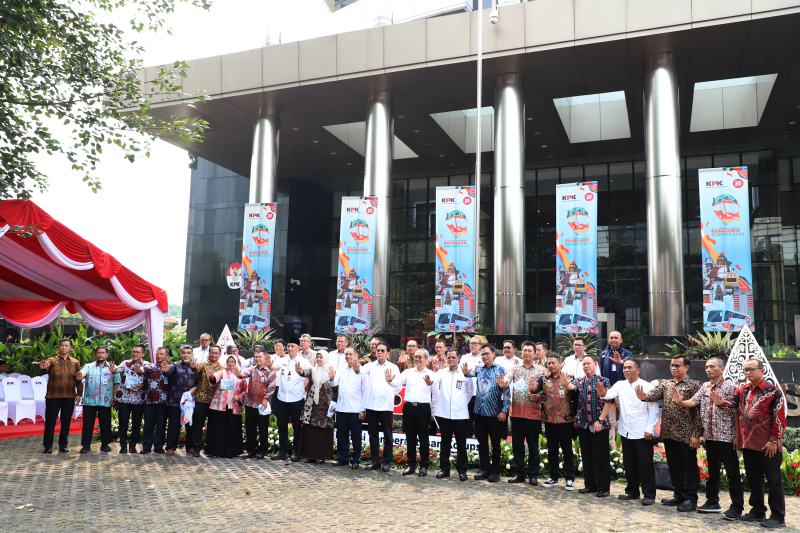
[
  {"left": 299, "top": 334, "right": 317, "bottom": 365},
  {"left": 355, "top": 341, "right": 401, "bottom": 472},
  {"left": 330, "top": 334, "right": 350, "bottom": 374},
  {"left": 192, "top": 333, "right": 212, "bottom": 364},
  {"left": 561, "top": 337, "right": 587, "bottom": 379},
  {"left": 431, "top": 349, "right": 473, "bottom": 481},
  {"left": 391, "top": 339, "right": 417, "bottom": 370},
  {"left": 636, "top": 356, "right": 701, "bottom": 513},
  {"left": 711, "top": 358, "right": 787, "bottom": 529},
  {"left": 268, "top": 337, "right": 312, "bottom": 462},
  {"left": 495, "top": 340, "right": 522, "bottom": 372},
  {"left": 459, "top": 338, "right": 484, "bottom": 436}
]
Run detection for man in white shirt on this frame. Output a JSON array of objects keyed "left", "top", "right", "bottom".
[
  {"left": 267, "top": 336, "right": 312, "bottom": 462},
  {"left": 299, "top": 333, "right": 317, "bottom": 364},
  {"left": 387, "top": 349, "right": 436, "bottom": 477},
  {"left": 332, "top": 346, "right": 366, "bottom": 469},
  {"left": 355, "top": 340, "right": 400, "bottom": 472},
  {"left": 561, "top": 337, "right": 587, "bottom": 379},
  {"left": 595, "top": 358, "right": 659, "bottom": 505},
  {"left": 329, "top": 334, "right": 349, "bottom": 374},
  {"left": 495, "top": 340, "right": 522, "bottom": 372},
  {"left": 192, "top": 333, "right": 211, "bottom": 364},
  {"left": 432, "top": 349, "right": 474, "bottom": 481},
  {"left": 459, "top": 338, "right": 484, "bottom": 436}
]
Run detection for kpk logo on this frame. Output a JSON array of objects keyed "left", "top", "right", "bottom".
[
  {"left": 441, "top": 197, "right": 457, "bottom": 203},
  {"left": 562, "top": 194, "right": 577, "bottom": 201},
  {"left": 567, "top": 207, "right": 591, "bottom": 233},
  {"left": 251, "top": 224, "right": 270, "bottom": 247},
  {"left": 446, "top": 210, "right": 469, "bottom": 236},
  {"left": 706, "top": 180, "right": 723, "bottom": 187},
  {"left": 346, "top": 207, "right": 360, "bottom": 213},
  {"left": 349, "top": 219, "right": 370, "bottom": 243},
  {"left": 712, "top": 194, "right": 741, "bottom": 224}
]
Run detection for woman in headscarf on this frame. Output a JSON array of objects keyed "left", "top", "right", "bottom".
[
  {"left": 298, "top": 351, "right": 338, "bottom": 463},
  {"left": 206, "top": 355, "right": 247, "bottom": 458}
]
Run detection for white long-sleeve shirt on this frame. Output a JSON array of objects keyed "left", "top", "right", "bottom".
[
  {"left": 432, "top": 368, "right": 474, "bottom": 420},
  {"left": 333, "top": 364, "right": 367, "bottom": 413},
  {"left": 390, "top": 367, "right": 436, "bottom": 405},
  {"left": 274, "top": 355, "right": 312, "bottom": 403},
  {"left": 495, "top": 355, "right": 522, "bottom": 372},
  {"left": 329, "top": 351, "right": 348, "bottom": 374},
  {"left": 601, "top": 378, "right": 659, "bottom": 439},
  {"left": 561, "top": 355, "right": 586, "bottom": 379},
  {"left": 360, "top": 360, "right": 401, "bottom": 412},
  {"left": 192, "top": 347, "right": 209, "bottom": 364},
  {"left": 458, "top": 352, "right": 483, "bottom": 397}
]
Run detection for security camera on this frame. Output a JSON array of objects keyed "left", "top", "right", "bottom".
[{"left": 489, "top": 5, "right": 499, "bottom": 24}]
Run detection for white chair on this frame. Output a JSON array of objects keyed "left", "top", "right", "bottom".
[
  {"left": 9, "top": 373, "right": 20, "bottom": 379},
  {"left": 0, "top": 400, "right": 7, "bottom": 425},
  {"left": 19, "top": 375, "right": 33, "bottom": 399},
  {"left": 2, "top": 377, "right": 36, "bottom": 425},
  {"left": 31, "top": 377, "right": 47, "bottom": 421},
  {"left": 72, "top": 379, "right": 85, "bottom": 420}
]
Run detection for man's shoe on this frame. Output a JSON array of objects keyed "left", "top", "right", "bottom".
[
  {"left": 474, "top": 471, "right": 489, "bottom": 481},
  {"left": 100, "top": 445, "right": 112, "bottom": 453},
  {"left": 364, "top": 463, "right": 380, "bottom": 471},
  {"left": 381, "top": 463, "right": 390, "bottom": 472},
  {"left": 487, "top": 473, "right": 500, "bottom": 482},
  {"left": 80, "top": 447, "right": 91, "bottom": 454},
  {"left": 256, "top": 453, "right": 265, "bottom": 460},
  {"left": 436, "top": 471, "right": 450, "bottom": 479},
  {"left": 761, "top": 518, "right": 786, "bottom": 529},
  {"left": 661, "top": 497, "right": 681, "bottom": 506},
  {"left": 43, "top": 448, "right": 52, "bottom": 454},
  {"left": 565, "top": 480, "right": 575, "bottom": 491},
  {"left": 402, "top": 466, "right": 416, "bottom": 476},
  {"left": 697, "top": 501, "right": 722, "bottom": 513},
  {"left": 528, "top": 477, "right": 538, "bottom": 486},
  {"left": 618, "top": 494, "right": 639, "bottom": 500},
  {"left": 271, "top": 452, "right": 288, "bottom": 461},
  {"left": 677, "top": 500, "right": 697, "bottom": 512},
  {"left": 192, "top": 451, "right": 200, "bottom": 457},
  {"left": 458, "top": 472, "right": 467, "bottom": 481},
  {"left": 304, "top": 458, "right": 317, "bottom": 464},
  {"left": 508, "top": 474, "right": 526, "bottom": 484},
  {"left": 596, "top": 491, "right": 610, "bottom": 498},
  {"left": 578, "top": 488, "right": 594, "bottom": 494},
  {"left": 140, "top": 449, "right": 151, "bottom": 455},
  {"left": 186, "top": 448, "right": 195, "bottom": 455},
  {"left": 128, "top": 445, "right": 136, "bottom": 453},
  {"left": 351, "top": 463, "right": 359, "bottom": 470},
  {"left": 722, "top": 508, "right": 742, "bottom": 521},
  {"left": 59, "top": 446, "right": 69, "bottom": 453},
  {"left": 118, "top": 447, "right": 128, "bottom": 454},
  {"left": 418, "top": 467, "right": 427, "bottom": 477},
  {"left": 154, "top": 448, "right": 165, "bottom": 454},
  {"left": 332, "top": 460, "right": 349, "bottom": 467},
  {"left": 165, "top": 449, "right": 175, "bottom": 456},
  {"left": 290, "top": 454, "right": 301, "bottom": 462},
  {"left": 246, "top": 452, "right": 257, "bottom": 458},
  {"left": 642, "top": 498, "right": 656, "bottom": 506},
  {"left": 542, "top": 478, "right": 559, "bottom": 488},
  {"left": 741, "top": 512, "right": 767, "bottom": 523}
]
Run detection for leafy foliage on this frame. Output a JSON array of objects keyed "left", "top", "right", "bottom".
[
  {"left": 660, "top": 331, "right": 733, "bottom": 360},
  {"left": 233, "top": 329, "right": 275, "bottom": 351},
  {"left": 0, "top": 0, "right": 210, "bottom": 199}
]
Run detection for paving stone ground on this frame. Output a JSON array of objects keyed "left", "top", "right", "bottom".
[{"left": 1, "top": 434, "right": 798, "bottom": 532}]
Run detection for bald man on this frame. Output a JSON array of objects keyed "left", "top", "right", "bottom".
[{"left": 598, "top": 331, "right": 632, "bottom": 387}]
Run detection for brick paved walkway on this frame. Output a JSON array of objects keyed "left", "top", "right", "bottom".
[{"left": 1, "top": 435, "right": 798, "bottom": 532}]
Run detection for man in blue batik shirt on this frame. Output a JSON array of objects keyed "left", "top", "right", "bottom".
[{"left": 461, "top": 343, "right": 510, "bottom": 482}]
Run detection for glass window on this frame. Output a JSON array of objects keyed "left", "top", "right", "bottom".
[
  {"left": 537, "top": 168, "right": 559, "bottom": 195},
  {"left": 561, "top": 166, "right": 583, "bottom": 184}
]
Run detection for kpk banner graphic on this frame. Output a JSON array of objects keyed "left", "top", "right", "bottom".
[
  {"left": 555, "top": 182, "right": 599, "bottom": 334},
  {"left": 434, "top": 186, "right": 477, "bottom": 333},
  {"left": 335, "top": 196, "right": 378, "bottom": 334},
  {"left": 238, "top": 203, "right": 277, "bottom": 332},
  {"left": 700, "top": 167, "right": 754, "bottom": 331}
]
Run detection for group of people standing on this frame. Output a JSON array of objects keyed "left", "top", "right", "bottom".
[{"left": 38, "top": 331, "right": 788, "bottom": 528}]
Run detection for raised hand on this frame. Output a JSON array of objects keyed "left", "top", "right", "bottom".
[
  {"left": 398, "top": 351, "right": 407, "bottom": 365},
  {"left": 190, "top": 359, "right": 198, "bottom": 370},
  {"left": 161, "top": 360, "right": 170, "bottom": 373},
  {"left": 133, "top": 363, "right": 143, "bottom": 374},
  {"left": 595, "top": 381, "right": 607, "bottom": 398},
  {"left": 39, "top": 359, "right": 51, "bottom": 370},
  {"left": 709, "top": 389, "right": 724, "bottom": 406},
  {"left": 422, "top": 373, "right": 433, "bottom": 386},
  {"left": 670, "top": 385, "right": 683, "bottom": 404},
  {"left": 495, "top": 375, "right": 509, "bottom": 389},
  {"left": 384, "top": 368, "right": 396, "bottom": 383},
  {"left": 559, "top": 371, "right": 571, "bottom": 388},
  {"left": 264, "top": 354, "right": 272, "bottom": 368},
  {"left": 353, "top": 362, "right": 361, "bottom": 374},
  {"left": 327, "top": 366, "right": 336, "bottom": 381},
  {"left": 611, "top": 350, "right": 624, "bottom": 365},
  {"left": 294, "top": 360, "right": 302, "bottom": 374},
  {"left": 634, "top": 384, "right": 647, "bottom": 400},
  {"left": 528, "top": 376, "right": 539, "bottom": 392},
  {"left": 108, "top": 361, "right": 117, "bottom": 373},
  {"left": 461, "top": 362, "right": 470, "bottom": 375},
  {"left": 75, "top": 371, "right": 83, "bottom": 380}
]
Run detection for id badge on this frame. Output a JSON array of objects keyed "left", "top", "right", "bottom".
[
  {"left": 162, "top": 377, "right": 168, "bottom": 385},
  {"left": 102, "top": 377, "right": 109, "bottom": 385},
  {"left": 611, "top": 364, "right": 617, "bottom": 372},
  {"left": 456, "top": 380, "right": 463, "bottom": 389},
  {"left": 220, "top": 379, "right": 234, "bottom": 390},
  {"left": 558, "top": 388, "right": 565, "bottom": 398}
]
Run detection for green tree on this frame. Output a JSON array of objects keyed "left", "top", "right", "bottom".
[{"left": 0, "top": 0, "right": 210, "bottom": 199}]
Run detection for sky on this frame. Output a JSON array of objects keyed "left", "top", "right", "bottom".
[{"left": 30, "top": 0, "right": 331, "bottom": 309}]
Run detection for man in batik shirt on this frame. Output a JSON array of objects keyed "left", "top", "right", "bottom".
[
  {"left": 161, "top": 345, "right": 197, "bottom": 455},
  {"left": 77, "top": 346, "right": 120, "bottom": 453},
  {"left": 140, "top": 347, "right": 170, "bottom": 454},
  {"left": 241, "top": 345, "right": 277, "bottom": 459},
  {"left": 113, "top": 344, "right": 147, "bottom": 453}
]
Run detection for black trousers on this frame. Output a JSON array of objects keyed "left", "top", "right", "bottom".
[
  {"left": 164, "top": 405, "right": 182, "bottom": 451},
  {"left": 577, "top": 427, "right": 611, "bottom": 492},
  {"left": 117, "top": 402, "right": 144, "bottom": 447},
  {"left": 336, "top": 412, "right": 363, "bottom": 464},
  {"left": 544, "top": 422, "right": 575, "bottom": 481},
  {"left": 621, "top": 436, "right": 656, "bottom": 499},
  {"left": 663, "top": 438, "right": 700, "bottom": 503},
  {"left": 402, "top": 402, "right": 431, "bottom": 467},
  {"left": 190, "top": 402, "right": 211, "bottom": 451},
  {"left": 468, "top": 396, "right": 477, "bottom": 438},
  {"left": 81, "top": 405, "right": 112, "bottom": 448},
  {"left": 142, "top": 404, "right": 167, "bottom": 450},
  {"left": 273, "top": 397, "right": 304, "bottom": 455},
  {"left": 742, "top": 448, "right": 785, "bottom": 521},
  {"left": 43, "top": 398, "right": 75, "bottom": 450},
  {"left": 474, "top": 414, "right": 504, "bottom": 475},
  {"left": 436, "top": 416, "right": 470, "bottom": 474},
  {"left": 245, "top": 405, "right": 271, "bottom": 454},
  {"left": 511, "top": 417, "right": 541, "bottom": 478},
  {"left": 366, "top": 409, "right": 393, "bottom": 464},
  {"left": 705, "top": 440, "right": 744, "bottom": 510}
]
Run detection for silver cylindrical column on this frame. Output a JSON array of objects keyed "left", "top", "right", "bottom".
[
  {"left": 644, "top": 53, "right": 685, "bottom": 336},
  {"left": 493, "top": 74, "right": 525, "bottom": 334},
  {"left": 363, "top": 91, "right": 393, "bottom": 332},
  {"left": 249, "top": 105, "right": 280, "bottom": 203}
]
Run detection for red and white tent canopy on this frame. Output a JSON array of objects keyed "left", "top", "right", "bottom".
[{"left": 0, "top": 200, "right": 167, "bottom": 358}]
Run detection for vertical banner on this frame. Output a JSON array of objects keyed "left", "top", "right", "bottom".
[
  {"left": 555, "top": 181, "right": 599, "bottom": 334},
  {"left": 434, "top": 186, "right": 477, "bottom": 332},
  {"left": 239, "top": 203, "right": 277, "bottom": 332},
  {"left": 700, "top": 166, "right": 754, "bottom": 331},
  {"left": 335, "top": 196, "right": 378, "bottom": 334}
]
